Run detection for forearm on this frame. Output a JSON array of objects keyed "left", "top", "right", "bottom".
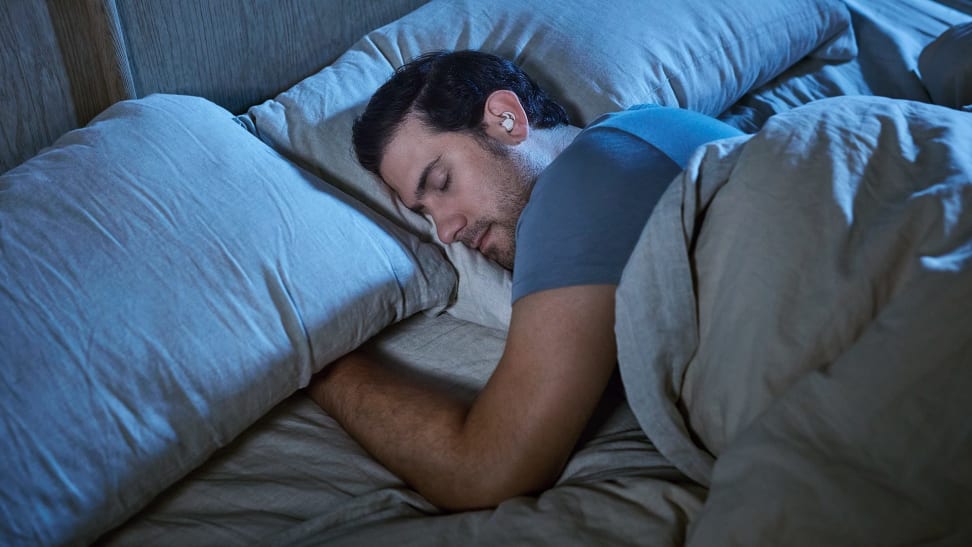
[
  {"left": 307, "top": 351, "right": 516, "bottom": 510},
  {"left": 307, "top": 286, "right": 620, "bottom": 511}
]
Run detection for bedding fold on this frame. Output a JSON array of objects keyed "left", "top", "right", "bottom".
[{"left": 616, "top": 95, "right": 972, "bottom": 542}]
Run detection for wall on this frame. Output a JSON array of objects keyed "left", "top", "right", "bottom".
[
  {"left": 0, "top": 0, "right": 427, "bottom": 173},
  {"left": 1, "top": 0, "right": 79, "bottom": 172}
]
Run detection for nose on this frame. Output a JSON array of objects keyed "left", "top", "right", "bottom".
[{"left": 431, "top": 210, "right": 465, "bottom": 245}]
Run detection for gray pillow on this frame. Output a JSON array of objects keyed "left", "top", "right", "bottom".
[{"left": 0, "top": 94, "right": 456, "bottom": 545}]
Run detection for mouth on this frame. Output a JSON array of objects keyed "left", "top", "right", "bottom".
[{"left": 470, "top": 224, "right": 491, "bottom": 251}]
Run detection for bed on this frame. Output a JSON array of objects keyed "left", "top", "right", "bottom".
[{"left": 1, "top": 0, "right": 970, "bottom": 545}]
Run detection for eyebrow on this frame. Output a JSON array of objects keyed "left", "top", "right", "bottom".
[{"left": 411, "top": 155, "right": 441, "bottom": 214}]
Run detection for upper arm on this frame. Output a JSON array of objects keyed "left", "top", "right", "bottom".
[
  {"left": 511, "top": 129, "right": 679, "bottom": 302},
  {"left": 459, "top": 282, "right": 619, "bottom": 502}
]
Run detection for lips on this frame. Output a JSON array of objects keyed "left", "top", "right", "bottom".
[{"left": 471, "top": 225, "right": 490, "bottom": 251}]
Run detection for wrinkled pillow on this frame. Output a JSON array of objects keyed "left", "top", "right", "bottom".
[
  {"left": 0, "top": 94, "right": 455, "bottom": 546},
  {"left": 247, "top": 0, "right": 856, "bottom": 330}
]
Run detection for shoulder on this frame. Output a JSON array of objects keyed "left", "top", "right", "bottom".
[
  {"left": 587, "top": 104, "right": 744, "bottom": 167},
  {"left": 523, "top": 122, "right": 662, "bottom": 215}
]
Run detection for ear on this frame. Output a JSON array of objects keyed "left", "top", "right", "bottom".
[{"left": 482, "top": 90, "right": 529, "bottom": 144}]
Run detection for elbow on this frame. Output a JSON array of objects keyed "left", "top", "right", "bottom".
[
  {"left": 416, "top": 458, "right": 562, "bottom": 512},
  {"left": 421, "top": 480, "right": 543, "bottom": 513}
]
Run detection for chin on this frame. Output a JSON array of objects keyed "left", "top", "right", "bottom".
[{"left": 486, "top": 247, "right": 514, "bottom": 271}]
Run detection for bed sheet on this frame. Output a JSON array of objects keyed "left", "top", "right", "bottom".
[
  {"left": 100, "top": 312, "right": 704, "bottom": 546},
  {"left": 720, "top": 0, "right": 972, "bottom": 131}
]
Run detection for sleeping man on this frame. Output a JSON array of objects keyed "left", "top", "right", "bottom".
[{"left": 307, "top": 49, "right": 741, "bottom": 510}]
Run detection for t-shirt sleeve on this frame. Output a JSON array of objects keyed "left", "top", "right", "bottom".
[{"left": 511, "top": 128, "right": 680, "bottom": 303}]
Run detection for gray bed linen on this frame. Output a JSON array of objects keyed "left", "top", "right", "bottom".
[
  {"left": 98, "top": 2, "right": 971, "bottom": 544},
  {"left": 616, "top": 96, "right": 972, "bottom": 545},
  {"left": 720, "top": 0, "right": 971, "bottom": 131},
  {"left": 102, "top": 312, "right": 704, "bottom": 546}
]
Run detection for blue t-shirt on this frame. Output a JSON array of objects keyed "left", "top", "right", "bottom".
[{"left": 511, "top": 105, "right": 742, "bottom": 303}]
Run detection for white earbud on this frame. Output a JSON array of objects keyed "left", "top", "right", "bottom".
[{"left": 500, "top": 112, "right": 515, "bottom": 133}]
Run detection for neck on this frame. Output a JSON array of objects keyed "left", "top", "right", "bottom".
[{"left": 527, "top": 123, "right": 583, "bottom": 167}]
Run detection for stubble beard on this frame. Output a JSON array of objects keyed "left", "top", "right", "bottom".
[{"left": 478, "top": 141, "right": 541, "bottom": 271}]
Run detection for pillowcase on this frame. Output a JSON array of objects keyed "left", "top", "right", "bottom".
[
  {"left": 246, "top": 0, "right": 856, "bottom": 330},
  {"left": 0, "top": 94, "right": 455, "bottom": 546}
]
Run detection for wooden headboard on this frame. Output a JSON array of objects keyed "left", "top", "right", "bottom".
[{"left": 2, "top": 0, "right": 427, "bottom": 173}]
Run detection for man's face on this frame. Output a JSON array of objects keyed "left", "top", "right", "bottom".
[{"left": 379, "top": 115, "right": 540, "bottom": 270}]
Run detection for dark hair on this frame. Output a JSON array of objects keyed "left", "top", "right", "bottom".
[{"left": 352, "top": 50, "right": 569, "bottom": 177}]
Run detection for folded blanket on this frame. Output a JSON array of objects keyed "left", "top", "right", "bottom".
[{"left": 616, "top": 96, "right": 972, "bottom": 544}]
